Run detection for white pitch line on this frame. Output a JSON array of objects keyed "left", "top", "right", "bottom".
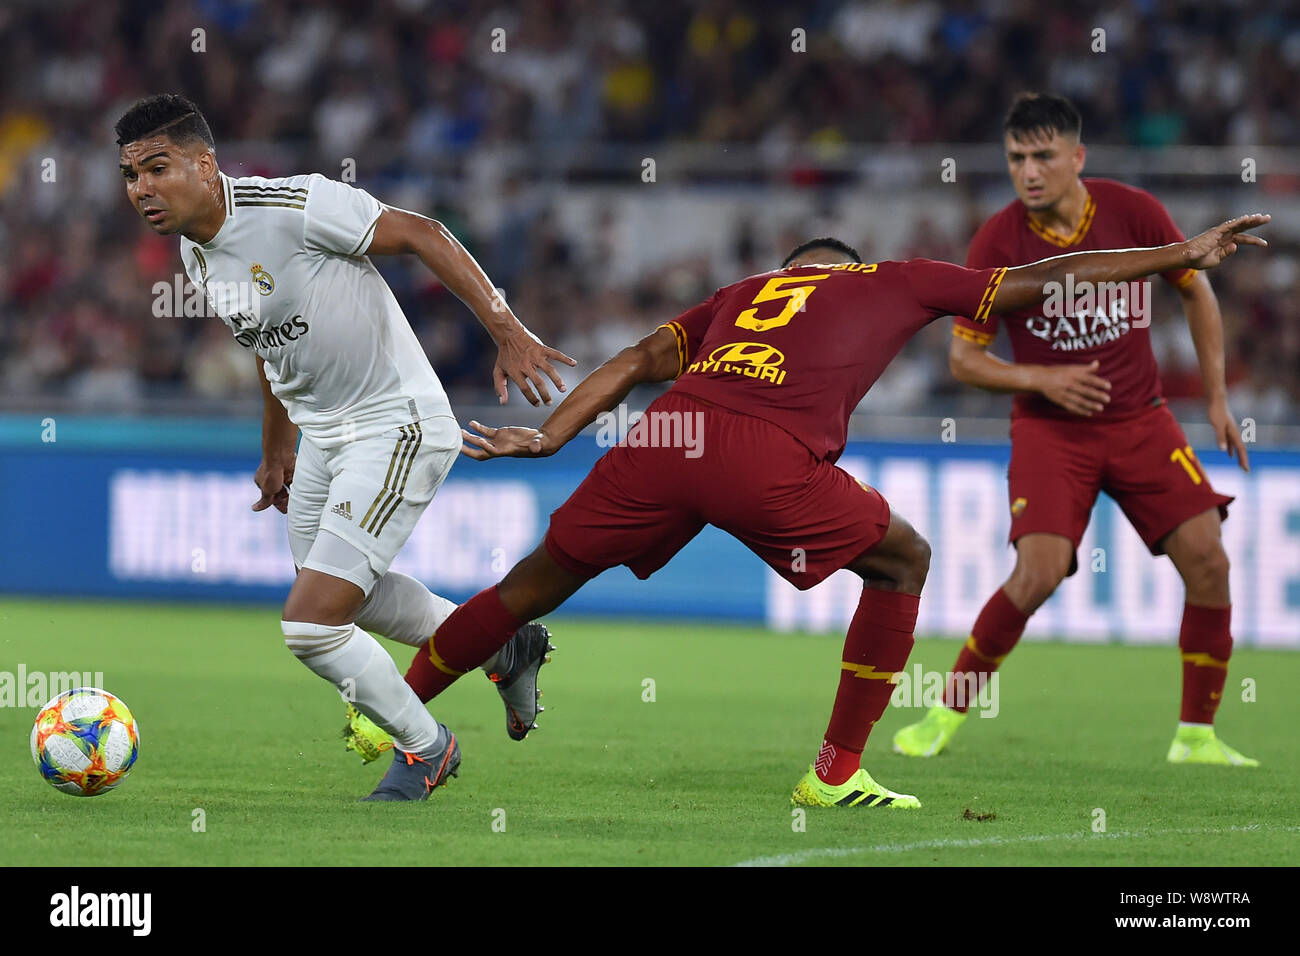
[{"left": 731, "top": 824, "right": 1300, "bottom": 867}]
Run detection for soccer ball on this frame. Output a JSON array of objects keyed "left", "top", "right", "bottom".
[{"left": 31, "top": 688, "right": 140, "bottom": 796}]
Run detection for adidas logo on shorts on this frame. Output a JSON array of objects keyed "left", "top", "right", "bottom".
[{"left": 331, "top": 500, "right": 353, "bottom": 520}]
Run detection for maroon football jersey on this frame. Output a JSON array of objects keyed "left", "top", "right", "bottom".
[
  {"left": 952, "top": 178, "right": 1197, "bottom": 420},
  {"left": 662, "top": 259, "right": 1006, "bottom": 462}
]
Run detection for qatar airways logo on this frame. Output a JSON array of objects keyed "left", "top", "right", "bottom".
[{"left": 1028, "top": 275, "right": 1150, "bottom": 351}]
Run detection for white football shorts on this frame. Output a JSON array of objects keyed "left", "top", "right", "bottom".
[{"left": 287, "top": 416, "right": 460, "bottom": 594}]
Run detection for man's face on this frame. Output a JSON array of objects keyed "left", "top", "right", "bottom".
[
  {"left": 119, "top": 134, "right": 215, "bottom": 235},
  {"left": 1004, "top": 129, "right": 1084, "bottom": 211}
]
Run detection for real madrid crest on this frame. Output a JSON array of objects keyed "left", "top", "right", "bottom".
[{"left": 250, "top": 263, "right": 275, "bottom": 296}]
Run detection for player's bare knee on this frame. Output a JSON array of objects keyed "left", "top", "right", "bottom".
[
  {"left": 498, "top": 544, "right": 583, "bottom": 622},
  {"left": 1179, "top": 543, "right": 1230, "bottom": 598},
  {"left": 285, "top": 537, "right": 373, "bottom": 625},
  {"left": 497, "top": 554, "right": 538, "bottom": 616},
  {"left": 1203, "top": 546, "right": 1230, "bottom": 585},
  {"left": 282, "top": 578, "right": 363, "bottom": 627},
  {"left": 1024, "top": 575, "right": 1061, "bottom": 609},
  {"left": 281, "top": 596, "right": 351, "bottom": 627},
  {"left": 890, "top": 530, "right": 931, "bottom": 593},
  {"left": 878, "top": 528, "right": 930, "bottom": 595},
  {"left": 1008, "top": 563, "right": 1064, "bottom": 610}
]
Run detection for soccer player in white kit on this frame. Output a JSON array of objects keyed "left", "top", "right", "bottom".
[{"left": 116, "top": 94, "right": 567, "bottom": 801}]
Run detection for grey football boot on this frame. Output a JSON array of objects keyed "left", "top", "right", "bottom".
[
  {"left": 487, "top": 623, "right": 554, "bottom": 741},
  {"left": 359, "top": 724, "right": 460, "bottom": 802}
]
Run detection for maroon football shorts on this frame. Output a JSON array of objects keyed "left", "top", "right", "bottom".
[
  {"left": 545, "top": 392, "right": 891, "bottom": 590},
  {"left": 1006, "top": 401, "right": 1232, "bottom": 571}
]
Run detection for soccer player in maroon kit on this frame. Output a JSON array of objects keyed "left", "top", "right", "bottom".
[
  {"left": 893, "top": 93, "right": 1259, "bottom": 767},
  {"left": 394, "top": 214, "right": 1264, "bottom": 807}
]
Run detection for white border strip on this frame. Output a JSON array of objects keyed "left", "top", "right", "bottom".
[{"left": 731, "top": 824, "right": 1300, "bottom": 867}]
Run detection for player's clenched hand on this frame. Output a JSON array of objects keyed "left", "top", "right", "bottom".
[
  {"left": 252, "top": 458, "right": 293, "bottom": 513},
  {"left": 1035, "top": 360, "right": 1111, "bottom": 416},
  {"left": 1182, "top": 214, "right": 1269, "bottom": 270},
  {"left": 1208, "top": 400, "right": 1251, "bottom": 473},
  {"left": 493, "top": 328, "right": 577, "bottom": 407},
  {"left": 461, "top": 421, "right": 548, "bottom": 460}
]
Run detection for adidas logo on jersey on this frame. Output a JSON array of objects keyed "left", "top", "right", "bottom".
[{"left": 331, "top": 501, "right": 353, "bottom": 520}]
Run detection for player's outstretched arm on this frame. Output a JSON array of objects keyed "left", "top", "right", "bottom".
[
  {"left": 989, "top": 214, "right": 1270, "bottom": 315},
  {"left": 1177, "top": 274, "right": 1250, "bottom": 472},
  {"left": 252, "top": 356, "right": 298, "bottom": 513},
  {"left": 366, "top": 208, "right": 577, "bottom": 406},
  {"left": 461, "top": 326, "right": 681, "bottom": 460}
]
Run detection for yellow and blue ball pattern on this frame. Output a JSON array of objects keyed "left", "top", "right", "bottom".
[{"left": 30, "top": 688, "right": 140, "bottom": 796}]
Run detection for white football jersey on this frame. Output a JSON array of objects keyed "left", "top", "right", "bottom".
[{"left": 179, "top": 172, "right": 454, "bottom": 448}]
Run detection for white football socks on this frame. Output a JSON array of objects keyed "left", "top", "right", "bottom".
[
  {"left": 282, "top": 620, "right": 443, "bottom": 757},
  {"left": 354, "top": 570, "right": 503, "bottom": 673}
]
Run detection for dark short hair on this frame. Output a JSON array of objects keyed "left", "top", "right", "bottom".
[
  {"left": 115, "top": 94, "right": 215, "bottom": 151},
  {"left": 781, "top": 237, "right": 861, "bottom": 268},
  {"left": 1003, "top": 92, "right": 1082, "bottom": 143}
]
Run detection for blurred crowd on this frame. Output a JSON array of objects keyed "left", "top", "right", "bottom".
[{"left": 1, "top": 0, "right": 1298, "bottom": 422}]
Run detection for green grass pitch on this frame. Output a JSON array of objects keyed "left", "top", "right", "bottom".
[{"left": 1, "top": 598, "right": 1295, "bottom": 866}]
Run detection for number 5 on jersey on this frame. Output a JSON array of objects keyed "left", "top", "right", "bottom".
[{"left": 735, "top": 275, "right": 830, "bottom": 332}]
